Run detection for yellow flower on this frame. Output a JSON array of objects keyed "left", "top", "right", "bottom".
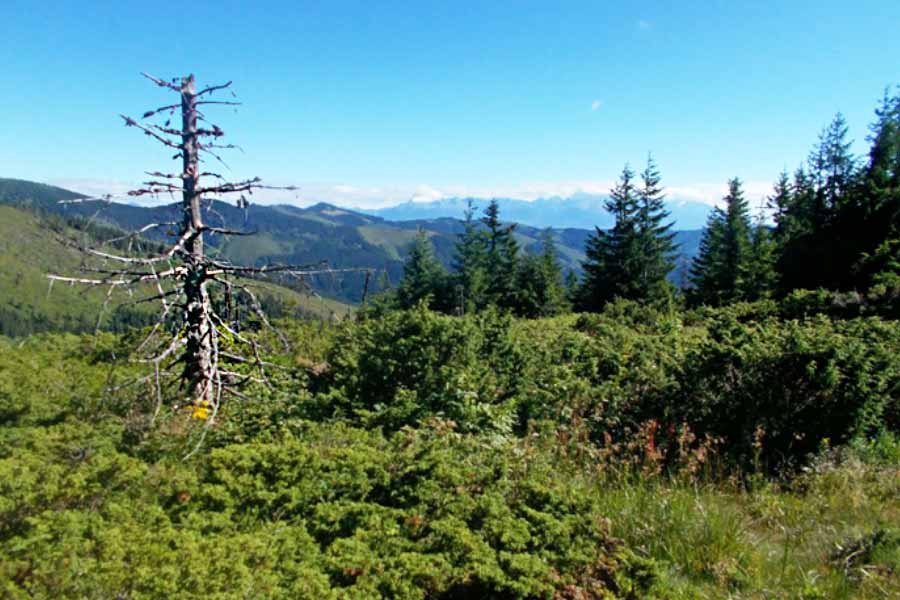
[{"left": 191, "top": 401, "right": 211, "bottom": 420}]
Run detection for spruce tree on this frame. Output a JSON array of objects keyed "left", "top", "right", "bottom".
[
  {"left": 689, "top": 178, "right": 753, "bottom": 305},
  {"left": 768, "top": 170, "right": 794, "bottom": 244},
  {"left": 515, "top": 229, "right": 566, "bottom": 317},
  {"left": 397, "top": 228, "right": 447, "bottom": 309},
  {"left": 719, "top": 178, "right": 753, "bottom": 301},
  {"left": 452, "top": 200, "right": 488, "bottom": 314},
  {"left": 515, "top": 255, "right": 548, "bottom": 318},
  {"left": 541, "top": 227, "right": 566, "bottom": 315},
  {"left": 753, "top": 113, "right": 870, "bottom": 296},
  {"left": 777, "top": 113, "right": 864, "bottom": 292},
  {"left": 579, "top": 164, "right": 639, "bottom": 311},
  {"left": 564, "top": 270, "right": 580, "bottom": 307},
  {"left": 689, "top": 207, "right": 727, "bottom": 305},
  {"left": 768, "top": 170, "right": 800, "bottom": 293},
  {"left": 790, "top": 167, "right": 818, "bottom": 236},
  {"left": 865, "top": 88, "right": 900, "bottom": 197},
  {"left": 808, "top": 113, "right": 856, "bottom": 217},
  {"left": 481, "top": 200, "right": 520, "bottom": 309},
  {"left": 775, "top": 167, "right": 818, "bottom": 293},
  {"left": 634, "top": 155, "right": 677, "bottom": 303},
  {"left": 804, "top": 114, "right": 857, "bottom": 290},
  {"left": 856, "top": 88, "right": 900, "bottom": 288},
  {"left": 744, "top": 214, "right": 778, "bottom": 300}
]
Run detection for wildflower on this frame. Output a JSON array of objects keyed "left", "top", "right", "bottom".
[{"left": 191, "top": 399, "right": 211, "bottom": 420}]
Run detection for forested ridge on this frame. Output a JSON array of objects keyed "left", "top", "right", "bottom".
[
  {"left": 1, "top": 88, "right": 900, "bottom": 599},
  {"left": 0, "top": 177, "right": 705, "bottom": 306}
]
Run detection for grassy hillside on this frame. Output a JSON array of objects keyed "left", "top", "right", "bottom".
[
  {"left": 0, "top": 205, "right": 351, "bottom": 336},
  {"left": 358, "top": 224, "right": 421, "bottom": 260},
  {"left": 0, "top": 206, "right": 155, "bottom": 336}
]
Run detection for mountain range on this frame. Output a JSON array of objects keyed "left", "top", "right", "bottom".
[
  {"left": 361, "top": 193, "right": 715, "bottom": 230},
  {"left": 0, "top": 178, "right": 704, "bottom": 305}
]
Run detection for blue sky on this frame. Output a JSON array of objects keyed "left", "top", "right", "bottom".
[{"left": 2, "top": 0, "right": 898, "bottom": 208}]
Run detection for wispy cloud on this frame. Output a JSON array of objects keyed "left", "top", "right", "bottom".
[
  {"left": 409, "top": 184, "right": 445, "bottom": 203},
  {"left": 637, "top": 19, "right": 651, "bottom": 30},
  {"left": 591, "top": 100, "right": 602, "bottom": 112}
]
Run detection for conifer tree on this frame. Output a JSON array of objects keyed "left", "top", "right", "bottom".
[
  {"left": 481, "top": 200, "right": 520, "bottom": 309},
  {"left": 689, "top": 207, "right": 727, "bottom": 305},
  {"left": 768, "top": 170, "right": 794, "bottom": 244},
  {"left": 775, "top": 167, "right": 818, "bottom": 293},
  {"left": 856, "top": 88, "right": 900, "bottom": 288},
  {"left": 564, "top": 270, "right": 580, "bottom": 307},
  {"left": 47, "top": 73, "right": 350, "bottom": 424},
  {"left": 515, "top": 229, "right": 566, "bottom": 317},
  {"left": 515, "top": 255, "right": 549, "bottom": 318},
  {"left": 719, "top": 178, "right": 753, "bottom": 300},
  {"left": 397, "top": 229, "right": 447, "bottom": 309},
  {"left": 539, "top": 228, "right": 565, "bottom": 295},
  {"left": 791, "top": 167, "right": 818, "bottom": 235},
  {"left": 689, "top": 178, "right": 753, "bottom": 305},
  {"left": 452, "top": 200, "right": 488, "bottom": 314},
  {"left": 768, "top": 170, "right": 803, "bottom": 294},
  {"left": 802, "top": 114, "right": 858, "bottom": 290},
  {"left": 744, "top": 214, "right": 778, "bottom": 300},
  {"left": 634, "top": 155, "right": 677, "bottom": 303},
  {"left": 809, "top": 113, "right": 856, "bottom": 217},
  {"left": 865, "top": 89, "right": 900, "bottom": 198},
  {"left": 579, "top": 164, "right": 639, "bottom": 310}
]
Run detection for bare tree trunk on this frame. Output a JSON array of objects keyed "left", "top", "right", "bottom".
[
  {"left": 179, "top": 74, "right": 214, "bottom": 405},
  {"left": 48, "top": 72, "right": 370, "bottom": 438}
]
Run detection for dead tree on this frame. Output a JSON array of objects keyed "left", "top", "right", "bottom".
[{"left": 49, "top": 73, "right": 365, "bottom": 427}]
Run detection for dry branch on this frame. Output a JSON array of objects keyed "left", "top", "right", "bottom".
[{"left": 49, "top": 72, "right": 374, "bottom": 456}]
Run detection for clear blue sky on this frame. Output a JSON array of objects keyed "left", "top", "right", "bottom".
[{"left": 2, "top": 0, "right": 898, "bottom": 207}]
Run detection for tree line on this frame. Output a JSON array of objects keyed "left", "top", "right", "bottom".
[
  {"left": 691, "top": 88, "right": 900, "bottom": 305},
  {"left": 393, "top": 199, "right": 568, "bottom": 318},
  {"left": 394, "top": 86, "right": 900, "bottom": 314}
]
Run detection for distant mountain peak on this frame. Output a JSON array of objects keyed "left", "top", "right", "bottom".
[
  {"left": 360, "top": 194, "right": 713, "bottom": 230},
  {"left": 307, "top": 201, "right": 342, "bottom": 211}
]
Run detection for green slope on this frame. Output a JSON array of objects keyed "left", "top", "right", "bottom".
[
  {"left": 0, "top": 205, "right": 351, "bottom": 336},
  {"left": 0, "top": 205, "right": 150, "bottom": 336},
  {"left": 0, "top": 177, "right": 84, "bottom": 209},
  {"left": 358, "top": 224, "right": 422, "bottom": 260}
]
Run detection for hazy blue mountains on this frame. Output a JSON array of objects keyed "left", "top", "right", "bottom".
[{"left": 363, "top": 193, "right": 714, "bottom": 230}]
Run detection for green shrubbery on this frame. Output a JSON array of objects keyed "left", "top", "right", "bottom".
[
  {"left": 2, "top": 303, "right": 900, "bottom": 597},
  {"left": 682, "top": 314, "right": 900, "bottom": 465},
  {"left": 312, "top": 306, "right": 525, "bottom": 436},
  {"left": 298, "top": 302, "right": 900, "bottom": 470},
  {"left": 0, "top": 377, "right": 661, "bottom": 598}
]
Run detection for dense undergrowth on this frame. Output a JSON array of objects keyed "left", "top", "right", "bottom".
[{"left": 1, "top": 300, "right": 899, "bottom": 598}]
